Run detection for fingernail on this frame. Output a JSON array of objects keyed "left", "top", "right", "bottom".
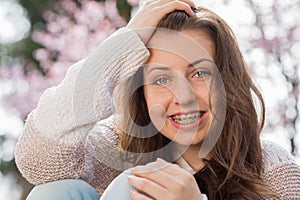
[
  {"left": 128, "top": 175, "right": 134, "bottom": 180},
  {"left": 189, "top": 9, "right": 196, "bottom": 16}
]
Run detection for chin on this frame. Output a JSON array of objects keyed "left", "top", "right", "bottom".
[{"left": 174, "top": 137, "right": 203, "bottom": 147}]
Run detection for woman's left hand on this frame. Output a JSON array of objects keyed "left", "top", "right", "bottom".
[{"left": 128, "top": 158, "right": 203, "bottom": 200}]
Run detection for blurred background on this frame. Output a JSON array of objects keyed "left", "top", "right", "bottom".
[{"left": 0, "top": 0, "right": 299, "bottom": 199}]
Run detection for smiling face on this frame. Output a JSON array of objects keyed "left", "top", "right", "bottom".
[{"left": 143, "top": 29, "right": 216, "bottom": 147}]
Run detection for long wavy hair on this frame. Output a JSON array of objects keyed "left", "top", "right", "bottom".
[{"left": 115, "top": 7, "right": 274, "bottom": 199}]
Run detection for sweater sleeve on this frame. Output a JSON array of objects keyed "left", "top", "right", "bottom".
[
  {"left": 15, "top": 27, "right": 150, "bottom": 186},
  {"left": 261, "top": 140, "right": 300, "bottom": 198}
]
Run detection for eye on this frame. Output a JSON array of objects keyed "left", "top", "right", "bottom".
[
  {"left": 194, "top": 70, "right": 211, "bottom": 79},
  {"left": 154, "top": 77, "right": 169, "bottom": 85}
]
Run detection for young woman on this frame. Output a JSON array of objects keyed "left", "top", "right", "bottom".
[{"left": 15, "top": 0, "right": 300, "bottom": 199}]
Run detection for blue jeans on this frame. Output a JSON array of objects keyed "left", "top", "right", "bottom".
[
  {"left": 26, "top": 171, "right": 208, "bottom": 200},
  {"left": 26, "top": 170, "right": 133, "bottom": 200},
  {"left": 26, "top": 179, "right": 99, "bottom": 200}
]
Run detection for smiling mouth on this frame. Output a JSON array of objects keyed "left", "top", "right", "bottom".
[{"left": 169, "top": 111, "right": 206, "bottom": 125}]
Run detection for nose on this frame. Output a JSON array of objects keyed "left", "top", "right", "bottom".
[{"left": 172, "top": 77, "right": 197, "bottom": 106}]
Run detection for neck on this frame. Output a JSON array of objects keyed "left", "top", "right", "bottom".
[{"left": 177, "top": 144, "right": 205, "bottom": 171}]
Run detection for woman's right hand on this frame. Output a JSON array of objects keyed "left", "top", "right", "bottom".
[{"left": 126, "top": 0, "right": 195, "bottom": 44}]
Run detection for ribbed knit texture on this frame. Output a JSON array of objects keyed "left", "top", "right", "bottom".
[
  {"left": 261, "top": 141, "right": 300, "bottom": 198},
  {"left": 15, "top": 27, "right": 300, "bottom": 198}
]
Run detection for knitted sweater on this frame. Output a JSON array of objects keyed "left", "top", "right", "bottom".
[{"left": 15, "top": 28, "right": 300, "bottom": 198}]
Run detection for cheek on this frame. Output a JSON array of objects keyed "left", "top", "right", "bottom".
[
  {"left": 144, "top": 86, "right": 171, "bottom": 131},
  {"left": 144, "top": 86, "right": 170, "bottom": 110},
  {"left": 192, "top": 85, "right": 210, "bottom": 103}
]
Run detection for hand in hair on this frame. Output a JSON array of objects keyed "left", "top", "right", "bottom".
[
  {"left": 126, "top": 0, "right": 195, "bottom": 44},
  {"left": 128, "top": 158, "right": 203, "bottom": 200}
]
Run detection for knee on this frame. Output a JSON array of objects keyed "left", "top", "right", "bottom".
[
  {"left": 101, "top": 170, "right": 133, "bottom": 200},
  {"left": 27, "top": 179, "right": 99, "bottom": 200}
]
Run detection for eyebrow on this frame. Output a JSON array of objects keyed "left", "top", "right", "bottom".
[
  {"left": 146, "top": 66, "right": 172, "bottom": 75},
  {"left": 146, "top": 59, "right": 214, "bottom": 75},
  {"left": 187, "top": 58, "right": 214, "bottom": 67}
]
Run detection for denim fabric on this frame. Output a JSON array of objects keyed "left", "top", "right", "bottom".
[
  {"left": 26, "top": 173, "right": 208, "bottom": 200},
  {"left": 26, "top": 179, "right": 99, "bottom": 200}
]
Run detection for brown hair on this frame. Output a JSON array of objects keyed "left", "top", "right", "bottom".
[{"left": 116, "top": 7, "right": 273, "bottom": 199}]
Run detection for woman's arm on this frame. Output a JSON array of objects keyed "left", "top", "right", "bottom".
[
  {"left": 15, "top": 0, "right": 196, "bottom": 191},
  {"left": 261, "top": 141, "right": 300, "bottom": 198},
  {"left": 15, "top": 27, "right": 150, "bottom": 185}
]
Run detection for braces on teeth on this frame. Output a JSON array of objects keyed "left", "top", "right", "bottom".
[{"left": 171, "top": 112, "right": 203, "bottom": 124}]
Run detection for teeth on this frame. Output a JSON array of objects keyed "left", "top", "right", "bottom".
[{"left": 171, "top": 112, "right": 203, "bottom": 125}]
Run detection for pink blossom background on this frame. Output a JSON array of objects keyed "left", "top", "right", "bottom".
[
  {"left": 0, "top": 0, "right": 300, "bottom": 199},
  {"left": 0, "top": 0, "right": 126, "bottom": 118}
]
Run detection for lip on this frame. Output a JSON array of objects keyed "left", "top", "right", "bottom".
[{"left": 168, "top": 111, "right": 207, "bottom": 130}]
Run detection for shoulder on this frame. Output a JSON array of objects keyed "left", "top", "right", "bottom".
[{"left": 261, "top": 140, "right": 296, "bottom": 172}]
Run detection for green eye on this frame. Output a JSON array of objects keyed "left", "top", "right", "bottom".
[{"left": 155, "top": 77, "right": 169, "bottom": 85}]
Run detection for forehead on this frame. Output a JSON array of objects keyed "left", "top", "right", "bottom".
[{"left": 147, "top": 29, "right": 215, "bottom": 64}]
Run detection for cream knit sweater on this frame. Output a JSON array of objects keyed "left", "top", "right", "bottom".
[{"left": 15, "top": 28, "right": 300, "bottom": 198}]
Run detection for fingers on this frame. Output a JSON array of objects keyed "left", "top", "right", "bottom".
[
  {"left": 129, "top": 160, "right": 174, "bottom": 199},
  {"left": 129, "top": 158, "right": 203, "bottom": 200},
  {"left": 142, "top": 0, "right": 195, "bottom": 8},
  {"left": 129, "top": 158, "right": 202, "bottom": 200},
  {"left": 155, "top": 158, "right": 190, "bottom": 176},
  {"left": 177, "top": 0, "right": 196, "bottom": 7},
  {"left": 130, "top": 158, "right": 190, "bottom": 188},
  {"left": 131, "top": 158, "right": 186, "bottom": 177},
  {"left": 128, "top": 0, "right": 196, "bottom": 29},
  {"left": 131, "top": 158, "right": 171, "bottom": 173},
  {"left": 146, "top": 0, "right": 195, "bottom": 16},
  {"left": 130, "top": 189, "right": 154, "bottom": 200},
  {"left": 160, "top": 0, "right": 196, "bottom": 16},
  {"left": 127, "top": 0, "right": 196, "bottom": 44},
  {"left": 131, "top": 164, "right": 176, "bottom": 188},
  {"left": 128, "top": 175, "right": 169, "bottom": 199}
]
